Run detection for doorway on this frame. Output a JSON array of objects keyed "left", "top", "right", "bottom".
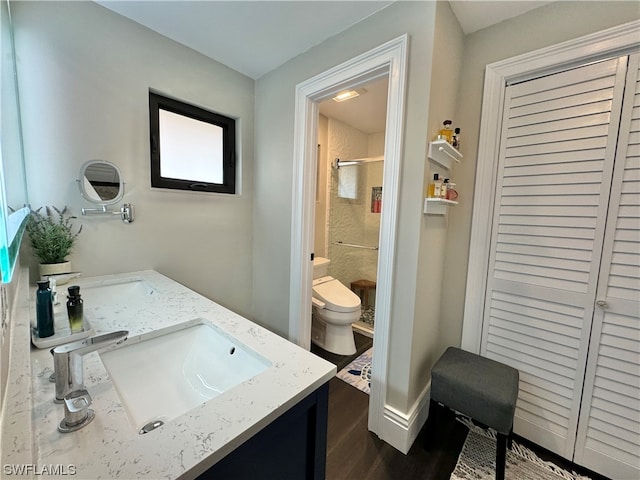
[
  {"left": 316, "top": 76, "right": 388, "bottom": 339},
  {"left": 289, "top": 35, "right": 407, "bottom": 442}
]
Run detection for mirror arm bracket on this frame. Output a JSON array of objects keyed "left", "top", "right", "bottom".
[
  {"left": 81, "top": 203, "right": 134, "bottom": 223},
  {"left": 81, "top": 205, "right": 108, "bottom": 215}
]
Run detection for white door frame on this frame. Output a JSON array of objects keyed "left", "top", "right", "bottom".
[
  {"left": 461, "top": 20, "right": 640, "bottom": 353},
  {"left": 289, "top": 35, "right": 408, "bottom": 437}
]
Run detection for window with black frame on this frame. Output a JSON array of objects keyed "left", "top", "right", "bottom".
[{"left": 149, "top": 91, "right": 236, "bottom": 194}]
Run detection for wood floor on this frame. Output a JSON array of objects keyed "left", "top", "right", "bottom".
[
  {"left": 319, "top": 332, "right": 611, "bottom": 480},
  {"left": 326, "top": 377, "right": 467, "bottom": 480},
  {"left": 316, "top": 332, "right": 467, "bottom": 479}
]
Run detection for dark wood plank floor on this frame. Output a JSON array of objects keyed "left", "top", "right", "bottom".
[
  {"left": 325, "top": 377, "right": 611, "bottom": 480},
  {"left": 326, "top": 377, "right": 467, "bottom": 480},
  {"left": 318, "top": 332, "right": 610, "bottom": 480}
]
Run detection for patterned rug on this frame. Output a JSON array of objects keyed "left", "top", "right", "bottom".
[
  {"left": 451, "top": 418, "right": 592, "bottom": 480},
  {"left": 336, "top": 348, "right": 372, "bottom": 394}
]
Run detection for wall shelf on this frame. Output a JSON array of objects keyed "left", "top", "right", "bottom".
[
  {"left": 424, "top": 198, "right": 458, "bottom": 215},
  {"left": 428, "top": 140, "right": 462, "bottom": 170}
]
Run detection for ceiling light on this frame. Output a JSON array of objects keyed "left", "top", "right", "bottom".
[{"left": 332, "top": 88, "right": 367, "bottom": 103}]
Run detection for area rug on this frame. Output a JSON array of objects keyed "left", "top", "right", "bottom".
[
  {"left": 336, "top": 348, "right": 372, "bottom": 394},
  {"left": 451, "top": 419, "right": 592, "bottom": 480}
]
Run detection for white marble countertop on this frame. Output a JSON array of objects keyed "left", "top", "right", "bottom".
[{"left": 1, "top": 269, "right": 335, "bottom": 479}]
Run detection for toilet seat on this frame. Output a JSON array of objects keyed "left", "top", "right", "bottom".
[{"left": 312, "top": 276, "right": 360, "bottom": 313}]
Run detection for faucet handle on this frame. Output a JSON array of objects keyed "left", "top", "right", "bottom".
[
  {"left": 52, "top": 330, "right": 129, "bottom": 356},
  {"left": 65, "top": 388, "right": 92, "bottom": 413},
  {"left": 58, "top": 389, "right": 95, "bottom": 433}
]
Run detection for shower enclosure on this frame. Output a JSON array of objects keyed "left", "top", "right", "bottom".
[{"left": 328, "top": 155, "right": 382, "bottom": 334}]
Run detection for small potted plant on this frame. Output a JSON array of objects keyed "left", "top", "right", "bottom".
[{"left": 26, "top": 206, "right": 82, "bottom": 277}]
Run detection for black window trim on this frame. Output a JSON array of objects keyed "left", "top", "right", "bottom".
[{"left": 149, "top": 91, "right": 236, "bottom": 194}]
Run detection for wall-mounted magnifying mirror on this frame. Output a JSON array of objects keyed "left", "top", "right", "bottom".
[
  {"left": 77, "top": 160, "right": 133, "bottom": 223},
  {"left": 78, "top": 160, "right": 124, "bottom": 205}
]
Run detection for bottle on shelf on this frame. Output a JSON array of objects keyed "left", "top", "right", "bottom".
[
  {"left": 452, "top": 128, "right": 461, "bottom": 149},
  {"left": 428, "top": 173, "right": 444, "bottom": 198},
  {"left": 438, "top": 120, "right": 454, "bottom": 144},
  {"left": 442, "top": 179, "right": 450, "bottom": 199},
  {"left": 446, "top": 181, "right": 459, "bottom": 201},
  {"left": 36, "top": 280, "right": 55, "bottom": 338}
]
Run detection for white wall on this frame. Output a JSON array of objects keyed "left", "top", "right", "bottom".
[
  {"left": 13, "top": 1, "right": 255, "bottom": 317},
  {"left": 406, "top": 0, "right": 464, "bottom": 407},
  {"left": 440, "top": 0, "right": 640, "bottom": 352},
  {"left": 253, "top": 1, "right": 440, "bottom": 414}
]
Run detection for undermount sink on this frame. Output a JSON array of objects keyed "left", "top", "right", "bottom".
[
  {"left": 80, "top": 278, "right": 157, "bottom": 304},
  {"left": 99, "top": 320, "right": 271, "bottom": 433}
]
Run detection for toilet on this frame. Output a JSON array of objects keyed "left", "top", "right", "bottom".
[{"left": 311, "top": 257, "right": 361, "bottom": 355}]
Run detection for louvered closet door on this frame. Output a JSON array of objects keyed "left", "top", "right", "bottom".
[
  {"left": 573, "top": 53, "right": 640, "bottom": 480},
  {"left": 481, "top": 57, "right": 629, "bottom": 460}
]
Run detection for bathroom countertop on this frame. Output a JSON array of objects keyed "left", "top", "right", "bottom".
[{"left": 1, "top": 269, "right": 336, "bottom": 479}]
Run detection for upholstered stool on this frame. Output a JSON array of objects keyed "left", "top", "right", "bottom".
[
  {"left": 430, "top": 346, "right": 519, "bottom": 480},
  {"left": 350, "top": 279, "right": 376, "bottom": 309}
]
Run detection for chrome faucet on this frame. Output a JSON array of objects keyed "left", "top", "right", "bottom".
[{"left": 52, "top": 330, "right": 129, "bottom": 403}]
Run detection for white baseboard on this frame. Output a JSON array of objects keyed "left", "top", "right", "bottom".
[{"left": 376, "top": 381, "right": 432, "bottom": 454}]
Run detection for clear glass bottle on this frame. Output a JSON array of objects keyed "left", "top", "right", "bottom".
[
  {"left": 442, "top": 178, "right": 450, "bottom": 199},
  {"left": 36, "top": 280, "right": 55, "bottom": 338},
  {"left": 66, "top": 285, "right": 84, "bottom": 334}
]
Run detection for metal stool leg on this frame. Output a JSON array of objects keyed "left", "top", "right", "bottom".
[
  {"left": 496, "top": 432, "right": 507, "bottom": 480},
  {"left": 426, "top": 399, "right": 440, "bottom": 448}
]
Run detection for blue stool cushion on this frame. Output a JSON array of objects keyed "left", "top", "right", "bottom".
[{"left": 431, "top": 346, "right": 519, "bottom": 434}]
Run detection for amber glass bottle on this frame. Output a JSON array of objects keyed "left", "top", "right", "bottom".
[{"left": 439, "top": 120, "right": 454, "bottom": 144}]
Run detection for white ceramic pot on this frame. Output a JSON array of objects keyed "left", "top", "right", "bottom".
[{"left": 39, "top": 261, "right": 71, "bottom": 278}]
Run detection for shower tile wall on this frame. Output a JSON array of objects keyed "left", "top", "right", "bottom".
[{"left": 325, "top": 118, "right": 383, "bottom": 298}]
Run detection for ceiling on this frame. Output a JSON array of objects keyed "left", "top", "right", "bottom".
[
  {"left": 97, "top": 1, "right": 556, "bottom": 80},
  {"left": 319, "top": 77, "right": 389, "bottom": 134},
  {"left": 96, "top": 0, "right": 555, "bottom": 133},
  {"left": 448, "top": 1, "right": 555, "bottom": 36},
  {"left": 97, "top": 1, "right": 395, "bottom": 80}
]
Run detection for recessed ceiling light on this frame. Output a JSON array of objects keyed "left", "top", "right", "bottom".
[{"left": 332, "top": 88, "right": 367, "bottom": 103}]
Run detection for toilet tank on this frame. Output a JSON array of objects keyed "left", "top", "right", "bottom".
[{"left": 313, "top": 257, "right": 330, "bottom": 279}]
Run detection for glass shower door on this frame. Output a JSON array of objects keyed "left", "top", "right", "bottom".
[{"left": 328, "top": 159, "right": 382, "bottom": 330}]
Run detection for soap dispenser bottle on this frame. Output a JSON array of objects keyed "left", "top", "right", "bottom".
[
  {"left": 66, "top": 285, "right": 84, "bottom": 334},
  {"left": 36, "top": 280, "right": 55, "bottom": 338}
]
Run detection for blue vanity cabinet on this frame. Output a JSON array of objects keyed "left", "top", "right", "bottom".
[{"left": 199, "top": 382, "right": 330, "bottom": 479}]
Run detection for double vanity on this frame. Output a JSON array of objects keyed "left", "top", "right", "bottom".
[{"left": 2, "top": 270, "right": 335, "bottom": 478}]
